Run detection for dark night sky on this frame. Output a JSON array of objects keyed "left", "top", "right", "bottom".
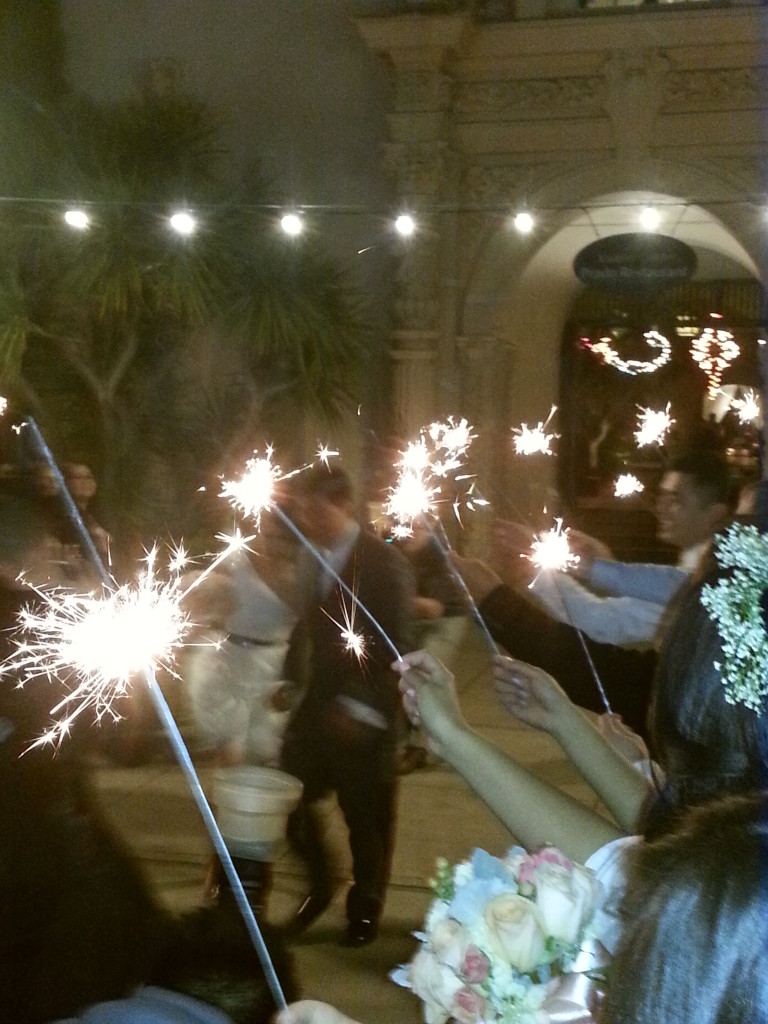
[{"left": 60, "top": 0, "right": 397, "bottom": 290}]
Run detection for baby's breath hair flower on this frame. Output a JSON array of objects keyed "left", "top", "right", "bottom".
[{"left": 700, "top": 523, "right": 768, "bottom": 712}]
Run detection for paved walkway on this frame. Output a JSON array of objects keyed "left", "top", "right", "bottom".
[{"left": 91, "top": 619, "right": 606, "bottom": 1024}]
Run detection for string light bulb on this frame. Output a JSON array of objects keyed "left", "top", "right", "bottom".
[
  {"left": 169, "top": 210, "right": 197, "bottom": 236},
  {"left": 64, "top": 209, "right": 90, "bottom": 230},
  {"left": 513, "top": 211, "right": 535, "bottom": 234},
  {"left": 280, "top": 212, "right": 304, "bottom": 237},
  {"left": 394, "top": 213, "right": 416, "bottom": 237},
  {"left": 638, "top": 206, "right": 661, "bottom": 231}
]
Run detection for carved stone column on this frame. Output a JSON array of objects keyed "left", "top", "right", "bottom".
[{"left": 356, "top": 14, "right": 470, "bottom": 439}]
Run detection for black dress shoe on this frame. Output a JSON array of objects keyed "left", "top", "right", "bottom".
[
  {"left": 340, "top": 918, "right": 378, "bottom": 947},
  {"left": 285, "top": 891, "right": 332, "bottom": 936}
]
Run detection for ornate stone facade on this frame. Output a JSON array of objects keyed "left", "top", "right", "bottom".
[{"left": 356, "top": 5, "right": 766, "bottom": 526}]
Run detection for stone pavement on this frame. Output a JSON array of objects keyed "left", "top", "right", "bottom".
[{"left": 91, "top": 619, "right": 606, "bottom": 1024}]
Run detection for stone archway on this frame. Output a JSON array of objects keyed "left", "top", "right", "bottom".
[{"left": 457, "top": 179, "right": 762, "bottom": 527}]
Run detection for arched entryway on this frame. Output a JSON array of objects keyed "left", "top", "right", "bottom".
[{"left": 460, "top": 183, "right": 764, "bottom": 545}]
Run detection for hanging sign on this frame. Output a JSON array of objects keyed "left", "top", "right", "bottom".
[{"left": 574, "top": 233, "right": 697, "bottom": 292}]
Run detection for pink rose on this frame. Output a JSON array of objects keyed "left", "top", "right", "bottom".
[
  {"left": 460, "top": 945, "right": 490, "bottom": 984},
  {"left": 451, "top": 986, "right": 486, "bottom": 1024}
]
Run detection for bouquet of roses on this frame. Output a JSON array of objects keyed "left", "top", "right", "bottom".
[{"left": 392, "top": 846, "right": 602, "bottom": 1024}]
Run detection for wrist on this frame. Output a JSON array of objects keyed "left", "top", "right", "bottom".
[{"left": 550, "top": 700, "right": 582, "bottom": 747}]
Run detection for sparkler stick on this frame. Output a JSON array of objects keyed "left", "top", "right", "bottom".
[
  {"left": 271, "top": 505, "right": 402, "bottom": 662},
  {"left": 18, "top": 423, "right": 288, "bottom": 1010},
  {"left": 24, "top": 417, "right": 107, "bottom": 573},
  {"left": 528, "top": 520, "right": 612, "bottom": 715},
  {"left": 551, "top": 574, "right": 612, "bottom": 715},
  {"left": 221, "top": 449, "right": 402, "bottom": 662},
  {"left": 429, "top": 518, "right": 501, "bottom": 656}
]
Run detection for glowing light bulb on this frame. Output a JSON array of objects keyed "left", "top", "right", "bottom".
[
  {"left": 513, "top": 211, "right": 535, "bottom": 235},
  {"left": 169, "top": 211, "right": 196, "bottom": 235},
  {"left": 394, "top": 214, "right": 416, "bottom": 237},
  {"left": 280, "top": 212, "right": 304, "bottom": 237},
  {"left": 639, "top": 206, "right": 661, "bottom": 231},
  {"left": 64, "top": 209, "right": 90, "bottom": 230}
]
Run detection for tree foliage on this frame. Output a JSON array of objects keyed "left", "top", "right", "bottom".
[{"left": 0, "top": 86, "right": 367, "bottom": 557}]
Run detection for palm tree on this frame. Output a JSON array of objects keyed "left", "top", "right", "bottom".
[{"left": 0, "top": 89, "right": 367, "bottom": 561}]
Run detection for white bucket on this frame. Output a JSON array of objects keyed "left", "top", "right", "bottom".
[{"left": 212, "top": 766, "right": 303, "bottom": 860}]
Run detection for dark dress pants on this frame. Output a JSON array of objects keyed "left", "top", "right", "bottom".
[{"left": 281, "top": 702, "right": 398, "bottom": 924}]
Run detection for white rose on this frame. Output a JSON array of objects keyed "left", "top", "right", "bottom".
[
  {"left": 533, "top": 863, "right": 594, "bottom": 944},
  {"left": 430, "top": 917, "right": 470, "bottom": 972},
  {"left": 483, "top": 893, "right": 547, "bottom": 974},
  {"left": 409, "top": 947, "right": 464, "bottom": 1024}
]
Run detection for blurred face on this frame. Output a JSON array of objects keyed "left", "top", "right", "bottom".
[
  {"left": 297, "top": 493, "right": 350, "bottom": 547},
  {"left": 65, "top": 464, "right": 97, "bottom": 503},
  {"left": 655, "top": 471, "right": 725, "bottom": 549}
]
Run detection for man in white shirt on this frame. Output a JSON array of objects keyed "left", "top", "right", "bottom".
[{"left": 522, "top": 449, "right": 739, "bottom": 649}]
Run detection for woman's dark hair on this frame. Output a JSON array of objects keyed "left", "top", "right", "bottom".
[
  {"left": 602, "top": 791, "right": 768, "bottom": 1024},
  {"left": 152, "top": 905, "right": 298, "bottom": 1024},
  {"left": 642, "top": 567, "right": 768, "bottom": 839}
]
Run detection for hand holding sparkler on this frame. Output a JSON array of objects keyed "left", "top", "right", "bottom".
[
  {"left": 392, "top": 649, "right": 467, "bottom": 753},
  {"left": 492, "top": 655, "right": 576, "bottom": 737},
  {"left": 525, "top": 520, "right": 612, "bottom": 715}
]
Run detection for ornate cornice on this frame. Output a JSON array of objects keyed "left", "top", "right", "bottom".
[{"left": 453, "top": 65, "right": 763, "bottom": 122}]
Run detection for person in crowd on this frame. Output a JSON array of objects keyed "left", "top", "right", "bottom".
[
  {"left": 491, "top": 448, "right": 738, "bottom": 649},
  {"left": 393, "top": 557, "right": 767, "bottom": 949},
  {"left": 181, "top": 510, "right": 300, "bottom": 915},
  {"left": 273, "top": 514, "right": 768, "bottom": 1024},
  {"left": 279, "top": 464, "right": 416, "bottom": 947},
  {"left": 184, "top": 511, "right": 299, "bottom": 769},
  {"left": 63, "top": 460, "right": 111, "bottom": 565},
  {"left": 0, "top": 519, "right": 298, "bottom": 1024},
  {"left": 273, "top": 793, "right": 768, "bottom": 1024},
  {"left": 601, "top": 790, "right": 768, "bottom": 1024},
  {"left": 449, "top": 447, "right": 738, "bottom": 736}
]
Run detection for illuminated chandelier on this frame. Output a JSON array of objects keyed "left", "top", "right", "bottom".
[{"left": 690, "top": 320, "right": 740, "bottom": 398}]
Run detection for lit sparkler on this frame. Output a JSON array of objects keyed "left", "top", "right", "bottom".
[
  {"left": 614, "top": 473, "right": 644, "bottom": 498},
  {"left": 223, "top": 452, "right": 403, "bottom": 662},
  {"left": 384, "top": 468, "right": 439, "bottom": 535},
  {"left": 324, "top": 590, "right": 366, "bottom": 662},
  {"left": 385, "top": 417, "right": 483, "bottom": 534},
  {"left": 316, "top": 443, "right": 340, "bottom": 467},
  {"left": 526, "top": 519, "right": 612, "bottom": 714},
  {"left": 731, "top": 388, "right": 761, "bottom": 425},
  {"left": 219, "top": 446, "right": 287, "bottom": 527},
  {"left": 5, "top": 532, "right": 252, "bottom": 749},
  {"left": 528, "top": 518, "right": 580, "bottom": 579},
  {"left": 634, "top": 403, "right": 674, "bottom": 448},
  {"left": 6, "top": 417, "right": 288, "bottom": 1009},
  {"left": 428, "top": 417, "right": 475, "bottom": 477},
  {"left": 512, "top": 406, "right": 558, "bottom": 456}
]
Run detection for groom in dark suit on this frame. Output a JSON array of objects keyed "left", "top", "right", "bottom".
[{"left": 280, "top": 464, "right": 416, "bottom": 947}]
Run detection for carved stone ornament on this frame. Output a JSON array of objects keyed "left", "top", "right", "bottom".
[
  {"left": 664, "top": 67, "right": 760, "bottom": 113},
  {"left": 456, "top": 76, "right": 604, "bottom": 120},
  {"left": 463, "top": 162, "right": 569, "bottom": 207}
]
